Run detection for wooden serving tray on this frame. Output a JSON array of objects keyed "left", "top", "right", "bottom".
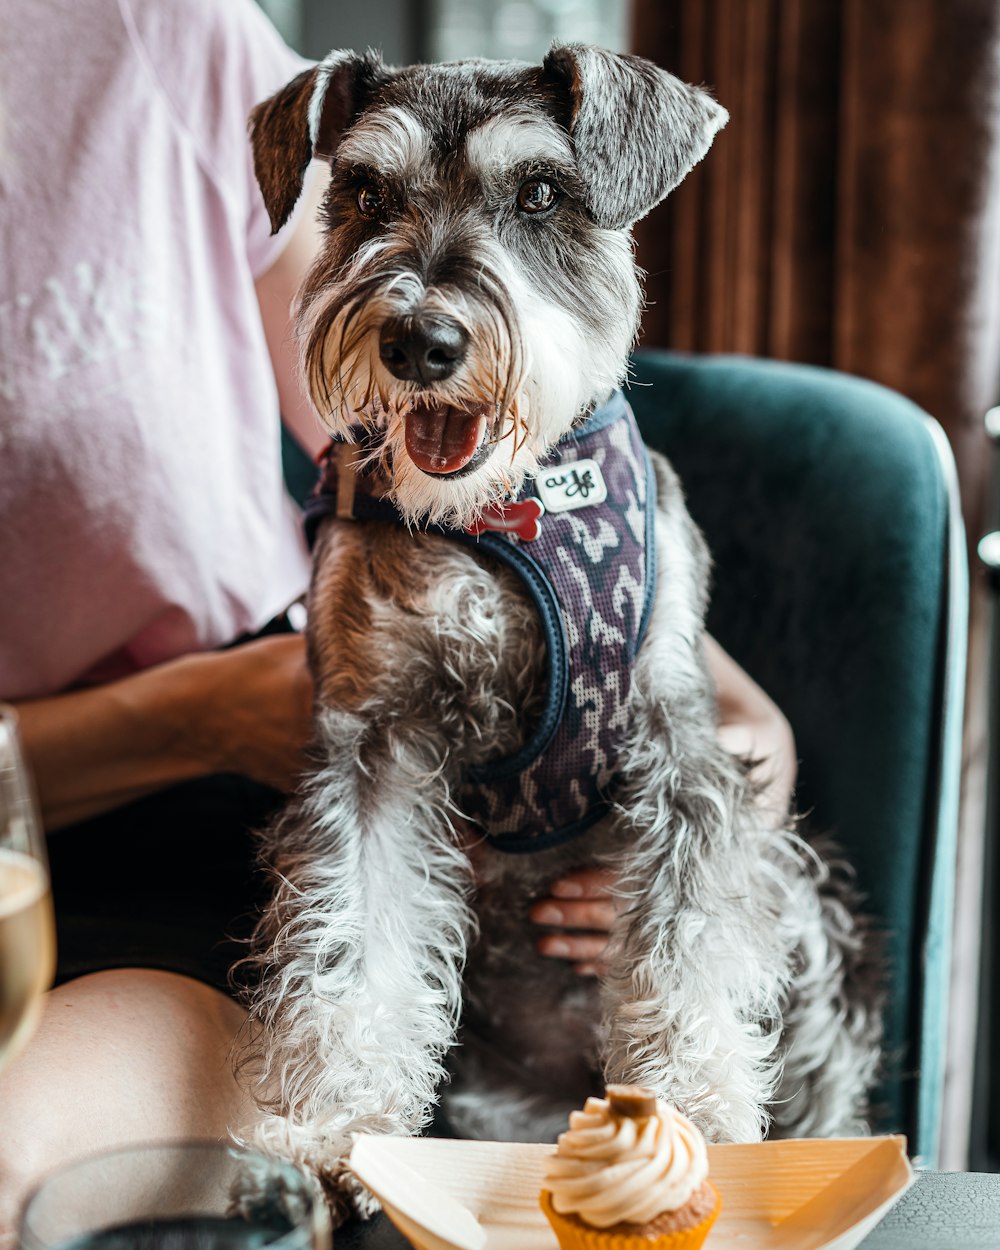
[{"left": 348, "top": 1135, "right": 913, "bottom": 1250}]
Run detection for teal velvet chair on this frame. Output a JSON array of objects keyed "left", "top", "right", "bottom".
[
  {"left": 626, "top": 350, "right": 967, "bottom": 1166},
  {"left": 282, "top": 349, "right": 967, "bottom": 1165}
]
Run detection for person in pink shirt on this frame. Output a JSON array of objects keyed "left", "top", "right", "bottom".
[
  {"left": 0, "top": 0, "right": 796, "bottom": 1231},
  {"left": 0, "top": 0, "right": 327, "bottom": 1228}
]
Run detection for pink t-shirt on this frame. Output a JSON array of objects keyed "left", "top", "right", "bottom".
[{"left": 0, "top": 0, "right": 315, "bottom": 699}]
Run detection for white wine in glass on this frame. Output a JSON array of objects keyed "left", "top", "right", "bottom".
[{"left": 0, "top": 704, "right": 55, "bottom": 1069}]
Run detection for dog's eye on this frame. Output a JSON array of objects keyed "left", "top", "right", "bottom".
[
  {"left": 516, "top": 179, "right": 559, "bottom": 216},
  {"left": 356, "top": 181, "right": 384, "bottom": 218}
]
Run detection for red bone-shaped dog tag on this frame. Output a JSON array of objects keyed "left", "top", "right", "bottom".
[{"left": 466, "top": 497, "right": 544, "bottom": 542}]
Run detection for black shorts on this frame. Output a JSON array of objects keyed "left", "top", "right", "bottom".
[{"left": 49, "top": 773, "right": 284, "bottom": 995}]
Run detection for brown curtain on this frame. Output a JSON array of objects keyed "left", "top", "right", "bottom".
[{"left": 631, "top": 0, "right": 1000, "bottom": 539}]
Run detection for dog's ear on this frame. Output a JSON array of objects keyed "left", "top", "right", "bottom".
[
  {"left": 249, "top": 49, "right": 387, "bottom": 234},
  {"left": 542, "top": 44, "right": 728, "bottom": 230}
]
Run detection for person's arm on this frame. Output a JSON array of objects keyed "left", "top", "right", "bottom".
[
  {"left": 254, "top": 164, "right": 329, "bottom": 460},
  {"left": 703, "top": 633, "right": 797, "bottom": 825},
  {"left": 532, "top": 635, "right": 798, "bottom": 974},
  {"left": 15, "top": 634, "right": 314, "bottom": 832}
]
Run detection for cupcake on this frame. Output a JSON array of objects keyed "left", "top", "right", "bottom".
[{"left": 540, "top": 1085, "right": 721, "bottom": 1250}]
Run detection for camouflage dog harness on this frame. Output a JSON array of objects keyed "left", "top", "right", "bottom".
[{"left": 304, "top": 390, "right": 657, "bottom": 853}]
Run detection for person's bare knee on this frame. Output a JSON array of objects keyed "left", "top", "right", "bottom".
[{"left": 0, "top": 968, "right": 251, "bottom": 1245}]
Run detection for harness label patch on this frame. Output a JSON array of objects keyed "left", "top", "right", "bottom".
[{"left": 536, "top": 458, "right": 607, "bottom": 513}]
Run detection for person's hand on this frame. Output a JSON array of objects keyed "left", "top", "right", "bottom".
[
  {"left": 16, "top": 632, "right": 316, "bottom": 831},
  {"left": 180, "top": 633, "right": 314, "bottom": 793},
  {"left": 530, "top": 867, "right": 621, "bottom": 977}
]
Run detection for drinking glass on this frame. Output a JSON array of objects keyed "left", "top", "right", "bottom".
[
  {"left": 0, "top": 703, "right": 55, "bottom": 1070},
  {"left": 19, "top": 1141, "right": 333, "bottom": 1250}
]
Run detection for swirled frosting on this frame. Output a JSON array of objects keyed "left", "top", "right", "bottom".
[{"left": 543, "top": 1090, "right": 709, "bottom": 1228}]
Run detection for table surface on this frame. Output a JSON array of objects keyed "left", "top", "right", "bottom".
[
  {"left": 336, "top": 1170, "right": 1000, "bottom": 1250},
  {"left": 853, "top": 1171, "right": 1000, "bottom": 1248}
]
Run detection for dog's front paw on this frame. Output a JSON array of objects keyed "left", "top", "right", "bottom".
[
  {"left": 225, "top": 1146, "right": 329, "bottom": 1237},
  {"left": 320, "top": 1165, "right": 382, "bottom": 1226},
  {"left": 247, "top": 1114, "right": 376, "bottom": 1225}
]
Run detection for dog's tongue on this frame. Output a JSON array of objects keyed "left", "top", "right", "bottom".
[{"left": 405, "top": 404, "right": 488, "bottom": 474}]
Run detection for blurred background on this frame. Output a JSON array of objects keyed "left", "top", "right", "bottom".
[
  {"left": 256, "top": 0, "right": 627, "bottom": 65},
  {"left": 256, "top": 0, "right": 1000, "bottom": 1177}
]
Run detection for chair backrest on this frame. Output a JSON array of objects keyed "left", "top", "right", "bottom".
[{"left": 626, "top": 349, "right": 967, "bottom": 1164}]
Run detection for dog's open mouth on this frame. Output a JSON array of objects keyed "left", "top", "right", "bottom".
[{"left": 404, "top": 403, "right": 494, "bottom": 477}]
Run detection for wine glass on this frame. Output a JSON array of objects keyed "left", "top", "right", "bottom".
[
  {"left": 0, "top": 703, "right": 56, "bottom": 1070},
  {"left": 19, "top": 1141, "right": 333, "bottom": 1250}
]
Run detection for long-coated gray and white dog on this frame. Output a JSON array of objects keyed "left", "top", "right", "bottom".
[{"left": 240, "top": 43, "right": 882, "bottom": 1218}]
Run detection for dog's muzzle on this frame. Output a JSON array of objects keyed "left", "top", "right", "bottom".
[{"left": 379, "top": 313, "right": 496, "bottom": 476}]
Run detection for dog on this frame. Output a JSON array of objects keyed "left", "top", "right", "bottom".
[{"left": 239, "top": 43, "right": 883, "bottom": 1219}]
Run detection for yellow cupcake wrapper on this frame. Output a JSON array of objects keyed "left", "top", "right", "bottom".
[{"left": 539, "top": 1185, "right": 721, "bottom": 1250}]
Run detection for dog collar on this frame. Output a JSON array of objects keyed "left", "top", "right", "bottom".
[{"left": 305, "top": 392, "right": 632, "bottom": 545}]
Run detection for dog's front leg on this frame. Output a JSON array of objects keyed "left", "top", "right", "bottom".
[
  {"left": 238, "top": 704, "right": 474, "bottom": 1220},
  {"left": 599, "top": 746, "right": 797, "bottom": 1144},
  {"left": 598, "top": 473, "right": 799, "bottom": 1143}
]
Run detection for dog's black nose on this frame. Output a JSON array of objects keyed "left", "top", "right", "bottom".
[{"left": 379, "top": 314, "right": 469, "bottom": 384}]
